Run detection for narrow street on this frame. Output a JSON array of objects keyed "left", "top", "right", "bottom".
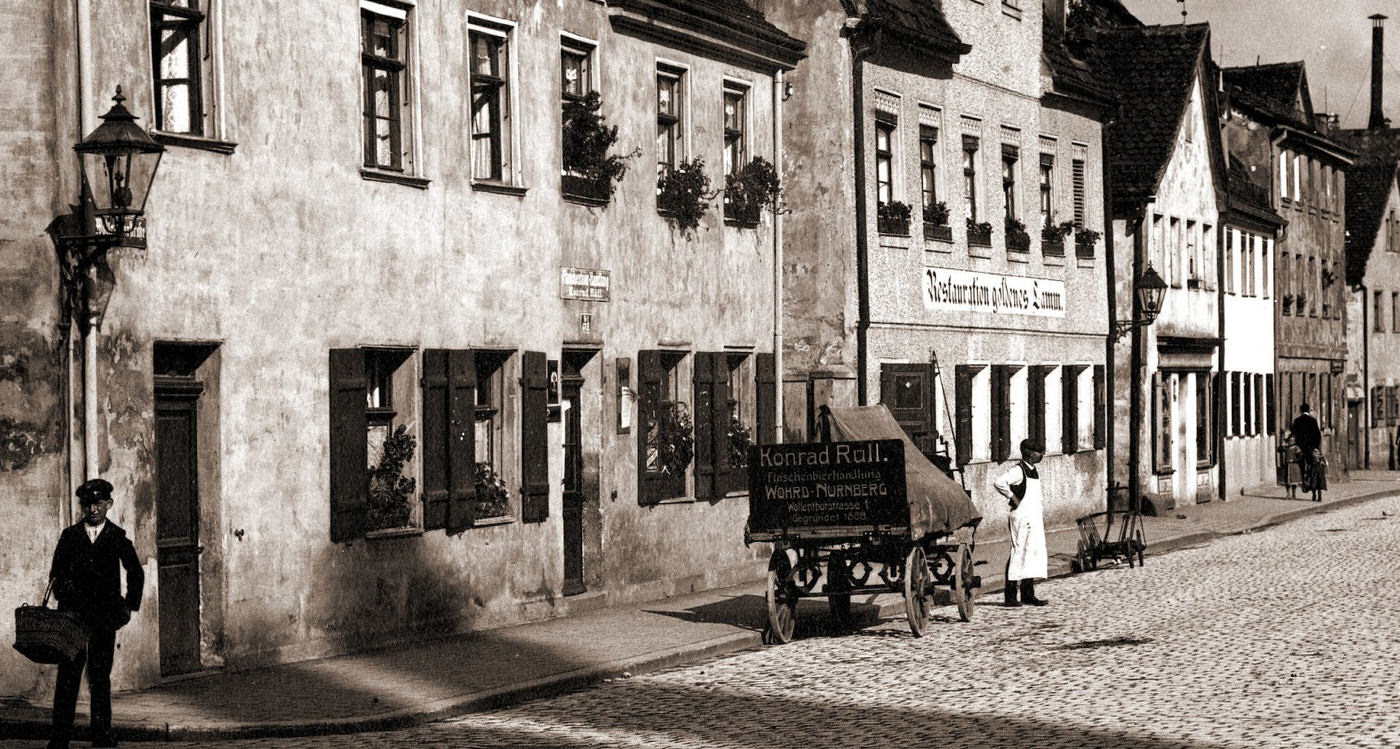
[{"left": 12, "top": 494, "right": 1400, "bottom": 749}]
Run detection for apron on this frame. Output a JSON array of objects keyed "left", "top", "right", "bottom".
[{"left": 1006, "top": 465, "right": 1047, "bottom": 581}]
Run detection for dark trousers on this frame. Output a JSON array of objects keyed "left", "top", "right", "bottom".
[{"left": 51, "top": 625, "right": 116, "bottom": 744}]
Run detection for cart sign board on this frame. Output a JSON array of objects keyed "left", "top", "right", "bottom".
[{"left": 748, "top": 439, "right": 907, "bottom": 536}]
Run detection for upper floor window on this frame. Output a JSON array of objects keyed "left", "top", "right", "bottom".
[
  {"left": 920, "top": 126, "right": 939, "bottom": 214},
  {"left": 1002, "top": 145, "right": 1018, "bottom": 220},
  {"left": 656, "top": 64, "right": 686, "bottom": 174},
  {"left": 470, "top": 19, "right": 515, "bottom": 182},
  {"left": 875, "top": 119, "right": 895, "bottom": 207},
  {"left": 722, "top": 82, "right": 748, "bottom": 178},
  {"left": 1038, "top": 153, "right": 1053, "bottom": 228},
  {"left": 361, "top": 1, "right": 414, "bottom": 172},
  {"left": 150, "top": 0, "right": 214, "bottom": 136},
  {"left": 561, "top": 39, "right": 592, "bottom": 102},
  {"left": 963, "top": 135, "right": 980, "bottom": 223}
]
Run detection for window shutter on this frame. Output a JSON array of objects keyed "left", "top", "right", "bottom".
[
  {"left": 755, "top": 352, "right": 776, "bottom": 446},
  {"left": 329, "top": 348, "right": 368, "bottom": 543},
  {"left": 712, "top": 354, "right": 736, "bottom": 495},
  {"left": 954, "top": 365, "right": 974, "bottom": 467},
  {"left": 1093, "top": 364, "right": 1106, "bottom": 449},
  {"left": 422, "top": 349, "right": 450, "bottom": 531},
  {"left": 1027, "top": 365, "right": 1048, "bottom": 452},
  {"left": 521, "top": 351, "right": 550, "bottom": 523},
  {"left": 1062, "top": 365, "right": 1079, "bottom": 454},
  {"left": 1231, "top": 373, "right": 1240, "bottom": 437},
  {"left": 1266, "top": 374, "right": 1276, "bottom": 435},
  {"left": 991, "top": 365, "right": 1012, "bottom": 463},
  {"left": 446, "top": 349, "right": 477, "bottom": 532},
  {"left": 693, "top": 352, "right": 728, "bottom": 500},
  {"left": 1071, "top": 158, "right": 1086, "bottom": 228},
  {"left": 1254, "top": 373, "right": 1265, "bottom": 436},
  {"left": 637, "top": 350, "right": 663, "bottom": 505}
]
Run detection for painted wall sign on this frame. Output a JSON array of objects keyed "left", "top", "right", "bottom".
[
  {"left": 561, "top": 267, "right": 611, "bottom": 301},
  {"left": 922, "top": 266, "right": 1066, "bottom": 317}
]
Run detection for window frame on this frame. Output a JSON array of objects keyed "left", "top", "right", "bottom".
[
  {"left": 656, "top": 61, "right": 689, "bottom": 176},
  {"left": 469, "top": 15, "right": 519, "bottom": 185},
  {"left": 360, "top": 0, "right": 417, "bottom": 174},
  {"left": 1001, "top": 145, "right": 1019, "bottom": 221},
  {"left": 875, "top": 117, "right": 896, "bottom": 208},
  {"left": 962, "top": 135, "right": 980, "bottom": 224},
  {"left": 639, "top": 350, "right": 690, "bottom": 504},
  {"left": 722, "top": 79, "right": 750, "bottom": 179},
  {"left": 149, "top": 0, "right": 212, "bottom": 137}
]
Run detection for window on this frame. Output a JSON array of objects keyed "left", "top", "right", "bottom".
[
  {"left": 1393, "top": 292, "right": 1399, "bottom": 333},
  {"left": 1280, "top": 253, "right": 1291, "bottom": 314},
  {"left": 150, "top": 0, "right": 213, "bottom": 136},
  {"left": 1225, "top": 231, "right": 1235, "bottom": 295},
  {"left": 920, "top": 126, "right": 939, "bottom": 217},
  {"left": 638, "top": 350, "right": 688, "bottom": 503},
  {"left": 1169, "top": 217, "right": 1181, "bottom": 288},
  {"left": 1153, "top": 373, "right": 1173, "bottom": 473},
  {"left": 1002, "top": 145, "right": 1018, "bottom": 220},
  {"left": 875, "top": 119, "right": 895, "bottom": 208},
  {"left": 1038, "top": 154, "right": 1053, "bottom": 229},
  {"left": 1060, "top": 364, "right": 1085, "bottom": 454},
  {"left": 1197, "top": 373, "right": 1213, "bottom": 466},
  {"left": 1307, "top": 257, "right": 1316, "bottom": 316},
  {"left": 953, "top": 364, "right": 987, "bottom": 466},
  {"left": 470, "top": 20, "right": 514, "bottom": 182},
  {"left": 561, "top": 39, "right": 592, "bottom": 102},
  {"left": 1186, "top": 220, "right": 1198, "bottom": 284},
  {"left": 473, "top": 351, "right": 514, "bottom": 519},
  {"left": 1071, "top": 157, "right": 1086, "bottom": 228},
  {"left": 962, "top": 136, "right": 980, "bottom": 223},
  {"left": 722, "top": 82, "right": 748, "bottom": 178},
  {"left": 656, "top": 64, "right": 686, "bottom": 175},
  {"left": 1261, "top": 238, "right": 1271, "bottom": 298},
  {"left": 1279, "top": 151, "right": 1289, "bottom": 200},
  {"left": 990, "top": 365, "right": 1019, "bottom": 463},
  {"left": 361, "top": 1, "right": 414, "bottom": 171},
  {"left": 693, "top": 352, "right": 754, "bottom": 499}
]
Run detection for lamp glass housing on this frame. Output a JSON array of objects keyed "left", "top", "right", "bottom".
[
  {"left": 1136, "top": 265, "right": 1168, "bottom": 325},
  {"left": 73, "top": 88, "right": 164, "bottom": 230}
]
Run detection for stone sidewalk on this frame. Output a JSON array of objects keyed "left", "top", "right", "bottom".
[{"left": 3, "top": 473, "right": 1396, "bottom": 743}]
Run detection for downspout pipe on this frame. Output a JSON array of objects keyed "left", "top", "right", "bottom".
[
  {"left": 1363, "top": 282, "right": 1371, "bottom": 467},
  {"left": 1101, "top": 123, "right": 1117, "bottom": 511},
  {"left": 850, "top": 24, "right": 876, "bottom": 405},
  {"left": 68, "top": 0, "right": 96, "bottom": 523},
  {"left": 773, "top": 69, "right": 785, "bottom": 444},
  {"left": 1127, "top": 211, "right": 1146, "bottom": 515}
]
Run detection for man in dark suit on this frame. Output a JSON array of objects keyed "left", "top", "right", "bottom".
[
  {"left": 1290, "top": 404, "right": 1322, "bottom": 496},
  {"left": 48, "top": 478, "right": 143, "bottom": 749}
]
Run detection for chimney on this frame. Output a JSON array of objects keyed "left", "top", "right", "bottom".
[{"left": 1370, "top": 13, "right": 1388, "bottom": 130}]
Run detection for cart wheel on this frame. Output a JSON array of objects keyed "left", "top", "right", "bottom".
[
  {"left": 765, "top": 552, "right": 798, "bottom": 644},
  {"left": 952, "top": 545, "right": 976, "bottom": 622},
  {"left": 826, "top": 553, "right": 853, "bottom": 631},
  {"left": 903, "top": 546, "right": 931, "bottom": 637}
]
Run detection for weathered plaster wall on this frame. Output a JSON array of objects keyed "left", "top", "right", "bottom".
[
  {"left": 6, "top": 0, "right": 786, "bottom": 694},
  {"left": 1359, "top": 179, "right": 1400, "bottom": 469}
]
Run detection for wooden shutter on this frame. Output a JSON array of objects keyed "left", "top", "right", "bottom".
[
  {"left": 329, "top": 348, "right": 368, "bottom": 542},
  {"left": 1062, "top": 365, "right": 1079, "bottom": 455},
  {"left": 954, "top": 365, "right": 974, "bottom": 467},
  {"left": 521, "top": 351, "right": 550, "bottom": 523},
  {"left": 756, "top": 352, "right": 776, "bottom": 446},
  {"left": 1093, "top": 364, "right": 1106, "bottom": 449},
  {"left": 991, "top": 365, "right": 1012, "bottom": 462},
  {"left": 422, "top": 350, "right": 450, "bottom": 531},
  {"left": 692, "top": 352, "right": 730, "bottom": 500},
  {"left": 637, "top": 350, "right": 663, "bottom": 505},
  {"left": 1266, "top": 374, "right": 1276, "bottom": 434},
  {"left": 1027, "top": 365, "right": 1048, "bottom": 452},
  {"left": 446, "top": 349, "right": 477, "bottom": 532},
  {"left": 1071, "top": 158, "right": 1086, "bottom": 228},
  {"left": 1231, "top": 373, "right": 1240, "bottom": 437},
  {"left": 1254, "top": 373, "right": 1265, "bottom": 436},
  {"left": 713, "top": 355, "right": 738, "bottom": 495}
]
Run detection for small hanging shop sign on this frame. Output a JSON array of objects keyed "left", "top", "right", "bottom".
[{"left": 561, "top": 267, "right": 611, "bottom": 301}]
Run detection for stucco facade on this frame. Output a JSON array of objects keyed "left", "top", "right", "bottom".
[
  {"left": 1, "top": 0, "right": 801, "bottom": 696},
  {"left": 770, "top": 0, "right": 1111, "bottom": 532}
]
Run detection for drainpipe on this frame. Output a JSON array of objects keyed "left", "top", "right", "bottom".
[
  {"left": 1101, "top": 123, "right": 1117, "bottom": 511},
  {"left": 1127, "top": 212, "right": 1146, "bottom": 514},
  {"left": 1216, "top": 222, "right": 1226, "bottom": 500},
  {"left": 67, "top": 0, "right": 97, "bottom": 522},
  {"left": 851, "top": 26, "right": 875, "bottom": 405},
  {"left": 773, "top": 69, "right": 785, "bottom": 444},
  {"left": 1363, "top": 282, "right": 1371, "bottom": 467}
]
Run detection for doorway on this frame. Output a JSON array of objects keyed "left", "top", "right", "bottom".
[
  {"left": 154, "top": 376, "right": 203, "bottom": 676},
  {"left": 560, "top": 350, "right": 597, "bottom": 596}
]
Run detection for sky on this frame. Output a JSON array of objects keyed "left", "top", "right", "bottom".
[{"left": 1119, "top": 0, "right": 1400, "bottom": 128}]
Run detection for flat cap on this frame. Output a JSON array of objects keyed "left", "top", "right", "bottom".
[{"left": 76, "top": 478, "right": 114, "bottom": 504}]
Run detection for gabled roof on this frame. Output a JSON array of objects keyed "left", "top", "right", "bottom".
[
  {"left": 850, "top": 0, "right": 971, "bottom": 60},
  {"left": 1223, "top": 62, "right": 1319, "bottom": 132},
  {"left": 1226, "top": 154, "right": 1284, "bottom": 229},
  {"left": 1083, "top": 23, "right": 1219, "bottom": 206},
  {"left": 1042, "top": 20, "right": 1114, "bottom": 107},
  {"left": 1335, "top": 128, "right": 1400, "bottom": 285}
]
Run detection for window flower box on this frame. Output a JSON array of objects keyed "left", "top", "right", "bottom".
[
  {"left": 1042, "top": 220, "right": 1073, "bottom": 257},
  {"left": 967, "top": 218, "right": 993, "bottom": 247},
  {"left": 1075, "top": 227, "right": 1102, "bottom": 258},
  {"left": 877, "top": 200, "right": 911, "bottom": 236},
  {"left": 923, "top": 202, "right": 952, "bottom": 242},
  {"left": 1006, "top": 217, "right": 1031, "bottom": 253}
]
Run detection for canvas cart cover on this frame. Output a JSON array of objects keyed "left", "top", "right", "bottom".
[{"left": 824, "top": 405, "right": 981, "bottom": 537}]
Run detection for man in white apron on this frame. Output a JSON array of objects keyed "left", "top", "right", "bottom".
[{"left": 994, "top": 439, "right": 1048, "bottom": 607}]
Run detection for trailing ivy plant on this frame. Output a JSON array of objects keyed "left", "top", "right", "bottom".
[
  {"left": 562, "top": 91, "right": 638, "bottom": 201},
  {"left": 657, "top": 158, "right": 718, "bottom": 236},
  {"left": 368, "top": 424, "right": 417, "bottom": 530},
  {"left": 724, "top": 156, "right": 784, "bottom": 223}
]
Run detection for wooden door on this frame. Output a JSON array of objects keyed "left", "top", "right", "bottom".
[
  {"left": 561, "top": 368, "right": 585, "bottom": 595},
  {"left": 880, "top": 363, "right": 937, "bottom": 459},
  {"left": 155, "top": 378, "right": 203, "bottom": 676}
]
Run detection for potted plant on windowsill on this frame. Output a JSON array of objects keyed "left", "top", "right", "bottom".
[
  {"left": 1006, "top": 216, "right": 1031, "bottom": 252},
  {"left": 368, "top": 425, "right": 416, "bottom": 531},
  {"left": 1282, "top": 293, "right": 1294, "bottom": 314},
  {"left": 967, "top": 217, "right": 993, "bottom": 246},
  {"left": 648, "top": 401, "right": 696, "bottom": 476},
  {"left": 657, "top": 158, "right": 717, "bottom": 237},
  {"left": 728, "top": 409, "right": 752, "bottom": 470},
  {"left": 923, "top": 202, "right": 952, "bottom": 242},
  {"left": 1074, "top": 227, "right": 1102, "bottom": 258},
  {"left": 1042, "top": 220, "right": 1073, "bottom": 256},
  {"left": 724, "top": 156, "right": 783, "bottom": 227},
  {"left": 474, "top": 463, "right": 511, "bottom": 520},
  {"left": 561, "top": 92, "right": 636, "bottom": 204},
  {"left": 877, "top": 200, "right": 912, "bottom": 236}
]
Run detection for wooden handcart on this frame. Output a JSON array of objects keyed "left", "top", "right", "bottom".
[
  {"left": 1073, "top": 507, "right": 1146, "bottom": 571},
  {"left": 747, "top": 405, "right": 983, "bottom": 643}
]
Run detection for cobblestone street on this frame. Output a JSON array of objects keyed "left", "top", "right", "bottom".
[{"left": 12, "top": 495, "right": 1400, "bottom": 748}]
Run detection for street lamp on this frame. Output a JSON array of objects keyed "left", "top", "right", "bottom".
[
  {"left": 1111, "top": 265, "right": 1167, "bottom": 342},
  {"left": 46, "top": 86, "right": 164, "bottom": 482}
]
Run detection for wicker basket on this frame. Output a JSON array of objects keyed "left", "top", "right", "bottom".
[{"left": 13, "top": 583, "right": 87, "bottom": 665}]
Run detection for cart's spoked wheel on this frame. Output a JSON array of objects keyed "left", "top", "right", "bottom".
[
  {"left": 903, "top": 546, "right": 931, "bottom": 637},
  {"left": 953, "top": 545, "right": 976, "bottom": 622},
  {"left": 1073, "top": 540, "right": 1088, "bottom": 574},
  {"left": 766, "top": 552, "right": 798, "bottom": 644},
  {"left": 826, "top": 552, "right": 853, "bottom": 631}
]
